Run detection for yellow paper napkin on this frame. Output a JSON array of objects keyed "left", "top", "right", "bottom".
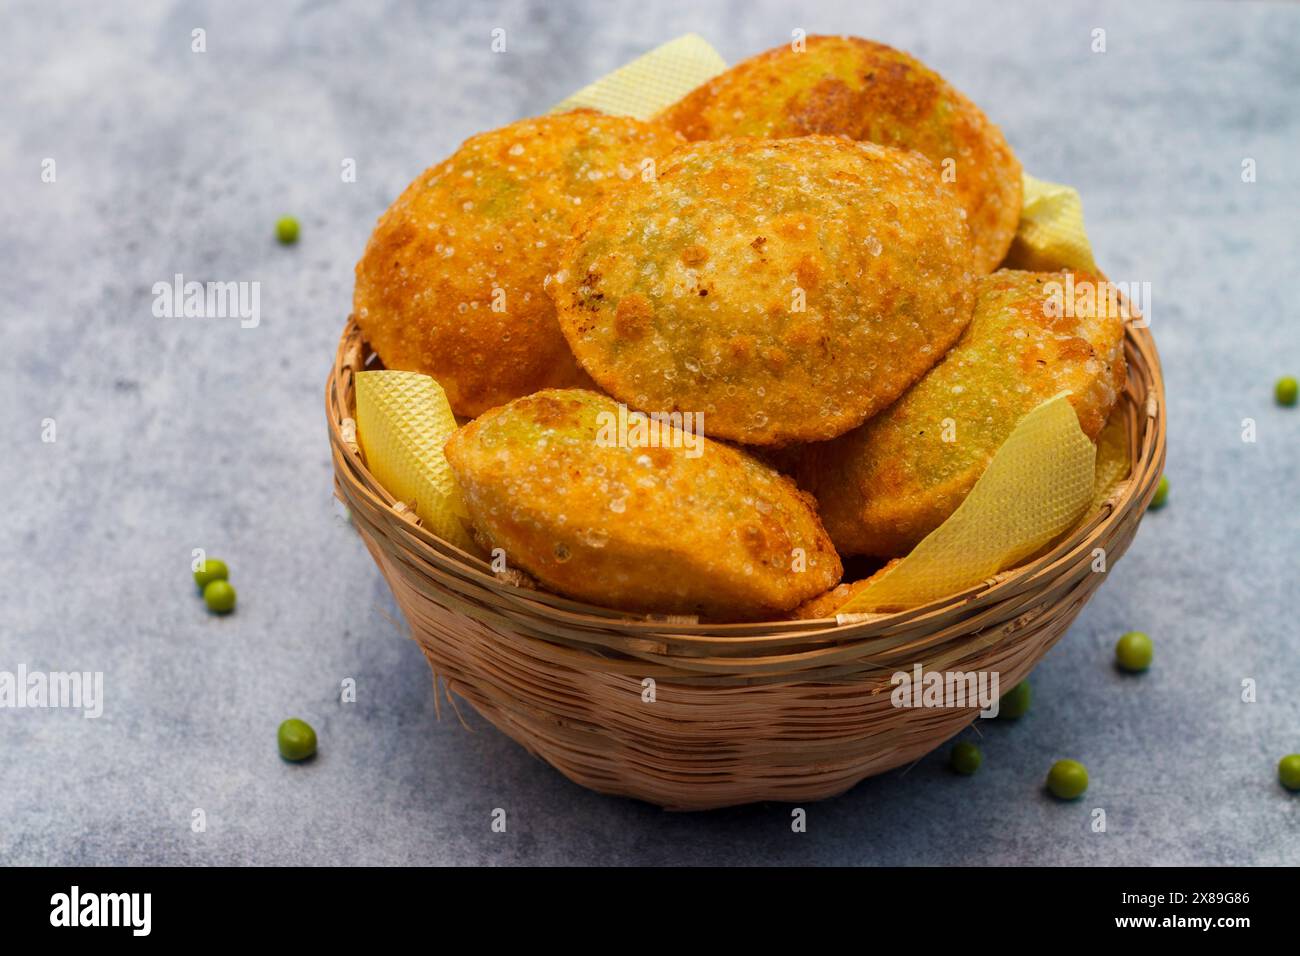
[
  {"left": 835, "top": 394, "right": 1097, "bottom": 612},
  {"left": 550, "top": 34, "right": 726, "bottom": 119},
  {"left": 354, "top": 370, "right": 479, "bottom": 554}
]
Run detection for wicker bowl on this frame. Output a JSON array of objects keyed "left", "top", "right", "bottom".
[{"left": 327, "top": 316, "right": 1165, "bottom": 810}]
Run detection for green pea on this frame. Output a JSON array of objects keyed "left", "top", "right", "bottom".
[
  {"left": 203, "top": 579, "right": 237, "bottom": 613},
  {"left": 950, "top": 741, "right": 982, "bottom": 775},
  {"left": 275, "top": 216, "right": 300, "bottom": 245},
  {"left": 1148, "top": 475, "right": 1169, "bottom": 510},
  {"left": 278, "top": 718, "right": 317, "bottom": 761},
  {"left": 1046, "top": 759, "right": 1089, "bottom": 799},
  {"left": 1279, "top": 754, "right": 1300, "bottom": 792},
  {"left": 1276, "top": 376, "right": 1298, "bottom": 407},
  {"left": 998, "top": 680, "right": 1031, "bottom": 719},
  {"left": 1115, "top": 631, "right": 1153, "bottom": 672},
  {"left": 193, "top": 557, "right": 228, "bottom": 589}
]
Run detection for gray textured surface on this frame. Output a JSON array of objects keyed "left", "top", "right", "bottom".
[{"left": 2, "top": 0, "right": 1297, "bottom": 866}]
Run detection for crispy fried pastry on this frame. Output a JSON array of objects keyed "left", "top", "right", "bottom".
[
  {"left": 443, "top": 389, "right": 842, "bottom": 620},
  {"left": 791, "top": 560, "right": 901, "bottom": 619},
  {"left": 354, "top": 111, "right": 684, "bottom": 417},
  {"left": 548, "top": 136, "right": 976, "bottom": 445},
  {"left": 658, "top": 35, "right": 1022, "bottom": 274},
  {"left": 800, "top": 269, "right": 1128, "bottom": 557}
]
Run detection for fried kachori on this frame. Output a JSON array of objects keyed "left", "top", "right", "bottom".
[
  {"left": 548, "top": 135, "right": 977, "bottom": 445},
  {"left": 657, "top": 35, "right": 1022, "bottom": 274},
  {"left": 443, "top": 389, "right": 842, "bottom": 619},
  {"left": 799, "top": 269, "right": 1128, "bottom": 557},
  {"left": 354, "top": 110, "right": 685, "bottom": 417}
]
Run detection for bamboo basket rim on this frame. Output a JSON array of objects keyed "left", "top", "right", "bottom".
[{"left": 327, "top": 314, "right": 1165, "bottom": 674}]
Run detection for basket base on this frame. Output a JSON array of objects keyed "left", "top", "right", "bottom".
[{"left": 363, "top": 528, "right": 1095, "bottom": 811}]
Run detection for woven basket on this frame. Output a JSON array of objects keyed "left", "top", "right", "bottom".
[{"left": 327, "top": 316, "right": 1165, "bottom": 810}]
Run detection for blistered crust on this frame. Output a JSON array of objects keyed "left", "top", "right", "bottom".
[
  {"left": 353, "top": 111, "right": 685, "bottom": 417},
  {"left": 800, "top": 269, "right": 1128, "bottom": 557},
  {"left": 443, "top": 389, "right": 842, "bottom": 620},
  {"left": 658, "top": 35, "right": 1023, "bottom": 274},
  {"left": 549, "top": 136, "right": 977, "bottom": 445}
]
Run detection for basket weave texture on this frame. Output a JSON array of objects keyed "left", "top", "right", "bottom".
[{"left": 328, "top": 317, "right": 1166, "bottom": 810}]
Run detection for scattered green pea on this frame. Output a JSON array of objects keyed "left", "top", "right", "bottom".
[
  {"left": 1046, "top": 759, "right": 1089, "bottom": 800},
  {"left": 950, "top": 741, "right": 983, "bottom": 775},
  {"left": 278, "top": 718, "right": 318, "bottom": 761},
  {"left": 203, "top": 579, "right": 237, "bottom": 613},
  {"left": 1276, "top": 376, "right": 1298, "bottom": 407},
  {"left": 275, "top": 216, "right": 300, "bottom": 245},
  {"left": 193, "top": 557, "right": 229, "bottom": 590},
  {"left": 1279, "top": 754, "right": 1300, "bottom": 792},
  {"left": 1115, "top": 630, "right": 1153, "bottom": 672},
  {"left": 998, "top": 680, "right": 1032, "bottom": 719},
  {"left": 1148, "top": 475, "right": 1169, "bottom": 510}
]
